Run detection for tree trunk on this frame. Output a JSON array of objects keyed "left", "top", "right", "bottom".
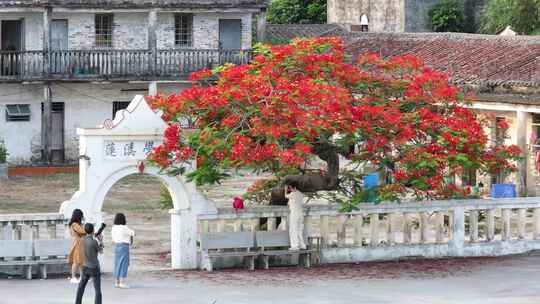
[{"left": 269, "top": 141, "right": 340, "bottom": 205}]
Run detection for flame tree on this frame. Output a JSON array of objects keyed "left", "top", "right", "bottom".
[{"left": 147, "top": 37, "right": 521, "bottom": 208}]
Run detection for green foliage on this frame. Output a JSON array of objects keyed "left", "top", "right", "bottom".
[
  {"left": 429, "top": 0, "right": 467, "bottom": 32},
  {"left": 0, "top": 139, "right": 7, "bottom": 164},
  {"left": 159, "top": 185, "right": 173, "bottom": 209},
  {"left": 480, "top": 0, "right": 540, "bottom": 35},
  {"left": 267, "top": 0, "right": 326, "bottom": 24}
]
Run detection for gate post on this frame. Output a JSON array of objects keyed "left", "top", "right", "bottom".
[{"left": 170, "top": 209, "right": 198, "bottom": 269}]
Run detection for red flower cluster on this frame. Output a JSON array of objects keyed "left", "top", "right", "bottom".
[{"left": 147, "top": 37, "right": 521, "bottom": 200}]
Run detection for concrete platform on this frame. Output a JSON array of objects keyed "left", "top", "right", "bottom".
[{"left": 1, "top": 254, "right": 540, "bottom": 304}]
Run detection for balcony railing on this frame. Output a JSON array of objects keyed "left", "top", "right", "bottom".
[{"left": 0, "top": 49, "right": 252, "bottom": 81}]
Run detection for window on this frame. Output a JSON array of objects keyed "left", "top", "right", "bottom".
[
  {"left": 112, "top": 101, "right": 130, "bottom": 119},
  {"left": 174, "top": 14, "right": 193, "bottom": 47},
  {"left": 5, "top": 104, "right": 31, "bottom": 122},
  {"left": 95, "top": 14, "right": 113, "bottom": 48}
]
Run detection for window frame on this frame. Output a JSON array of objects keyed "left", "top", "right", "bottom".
[
  {"left": 174, "top": 13, "right": 194, "bottom": 48},
  {"left": 5, "top": 104, "right": 31, "bottom": 122},
  {"left": 95, "top": 14, "right": 114, "bottom": 48}
]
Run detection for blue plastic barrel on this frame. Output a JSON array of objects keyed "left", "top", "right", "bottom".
[
  {"left": 491, "top": 183, "right": 516, "bottom": 198},
  {"left": 363, "top": 172, "right": 380, "bottom": 190}
]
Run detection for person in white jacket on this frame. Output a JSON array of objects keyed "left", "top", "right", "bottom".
[{"left": 285, "top": 182, "right": 307, "bottom": 250}]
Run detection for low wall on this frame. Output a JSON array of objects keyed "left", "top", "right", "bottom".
[
  {"left": 0, "top": 213, "right": 69, "bottom": 279},
  {"left": 198, "top": 197, "right": 540, "bottom": 269},
  {"left": 8, "top": 166, "right": 78, "bottom": 177}
]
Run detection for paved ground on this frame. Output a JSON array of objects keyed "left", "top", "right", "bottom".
[{"left": 2, "top": 254, "right": 540, "bottom": 304}]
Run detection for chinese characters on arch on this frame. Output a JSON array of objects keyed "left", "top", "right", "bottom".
[{"left": 104, "top": 140, "right": 160, "bottom": 160}]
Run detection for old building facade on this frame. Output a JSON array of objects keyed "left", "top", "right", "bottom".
[
  {"left": 0, "top": 0, "right": 266, "bottom": 164},
  {"left": 327, "top": 0, "right": 486, "bottom": 32}
]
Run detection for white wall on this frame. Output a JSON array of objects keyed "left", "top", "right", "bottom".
[{"left": 0, "top": 84, "right": 43, "bottom": 163}]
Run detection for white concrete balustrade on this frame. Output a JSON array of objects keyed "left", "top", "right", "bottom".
[
  {"left": 0, "top": 213, "right": 67, "bottom": 241},
  {"left": 198, "top": 197, "right": 540, "bottom": 264}
]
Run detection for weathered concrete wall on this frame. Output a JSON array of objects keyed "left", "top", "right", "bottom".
[
  {"left": 1, "top": 11, "right": 252, "bottom": 50},
  {"left": 0, "top": 84, "right": 43, "bottom": 164},
  {"left": 328, "top": 0, "right": 486, "bottom": 33},
  {"left": 327, "top": 0, "right": 405, "bottom": 32},
  {"left": 0, "top": 82, "right": 190, "bottom": 164},
  {"left": 157, "top": 12, "right": 252, "bottom": 49}
]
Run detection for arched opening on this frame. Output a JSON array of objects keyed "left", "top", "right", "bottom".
[{"left": 100, "top": 173, "right": 173, "bottom": 272}]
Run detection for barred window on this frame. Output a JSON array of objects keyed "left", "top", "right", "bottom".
[
  {"left": 95, "top": 14, "right": 113, "bottom": 48},
  {"left": 174, "top": 14, "right": 193, "bottom": 47}
]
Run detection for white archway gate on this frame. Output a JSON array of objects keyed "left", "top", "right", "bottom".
[{"left": 60, "top": 95, "right": 216, "bottom": 269}]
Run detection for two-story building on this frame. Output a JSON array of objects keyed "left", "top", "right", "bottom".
[{"left": 0, "top": 0, "right": 267, "bottom": 165}]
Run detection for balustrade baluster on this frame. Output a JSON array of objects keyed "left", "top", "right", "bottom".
[
  {"left": 336, "top": 214, "right": 347, "bottom": 247},
  {"left": 534, "top": 208, "right": 540, "bottom": 240},
  {"left": 3, "top": 223, "right": 13, "bottom": 240},
  {"left": 201, "top": 220, "right": 209, "bottom": 233},
  {"left": 281, "top": 215, "right": 288, "bottom": 231},
  {"left": 353, "top": 214, "right": 363, "bottom": 246},
  {"left": 487, "top": 209, "right": 495, "bottom": 241},
  {"left": 420, "top": 212, "right": 429, "bottom": 243},
  {"left": 435, "top": 212, "right": 445, "bottom": 243},
  {"left": 267, "top": 217, "right": 276, "bottom": 231},
  {"left": 469, "top": 210, "right": 479, "bottom": 242},
  {"left": 216, "top": 219, "right": 226, "bottom": 233},
  {"left": 250, "top": 219, "right": 259, "bottom": 232},
  {"left": 370, "top": 214, "right": 379, "bottom": 246},
  {"left": 320, "top": 215, "right": 330, "bottom": 247},
  {"left": 387, "top": 213, "right": 396, "bottom": 244},
  {"left": 30, "top": 223, "right": 40, "bottom": 240},
  {"left": 13, "top": 224, "right": 22, "bottom": 240},
  {"left": 502, "top": 209, "right": 512, "bottom": 240},
  {"left": 403, "top": 213, "right": 412, "bottom": 244},
  {"left": 304, "top": 216, "right": 313, "bottom": 241},
  {"left": 233, "top": 219, "right": 242, "bottom": 232},
  {"left": 518, "top": 208, "right": 527, "bottom": 239}
]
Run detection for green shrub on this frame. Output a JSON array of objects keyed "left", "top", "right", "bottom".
[
  {"left": 0, "top": 139, "right": 7, "bottom": 164},
  {"left": 429, "top": 0, "right": 467, "bottom": 32},
  {"left": 159, "top": 185, "right": 173, "bottom": 209}
]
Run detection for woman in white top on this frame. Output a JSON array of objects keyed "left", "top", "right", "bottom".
[
  {"left": 111, "top": 213, "right": 134, "bottom": 288},
  {"left": 285, "top": 182, "right": 307, "bottom": 250}
]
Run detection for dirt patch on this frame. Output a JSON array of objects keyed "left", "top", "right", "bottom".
[{"left": 147, "top": 256, "right": 506, "bottom": 286}]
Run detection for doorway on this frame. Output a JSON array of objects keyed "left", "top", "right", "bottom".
[
  {"left": 218, "top": 19, "right": 242, "bottom": 50},
  {"left": 1, "top": 20, "right": 23, "bottom": 76},
  {"left": 51, "top": 19, "right": 68, "bottom": 73},
  {"left": 41, "top": 102, "right": 65, "bottom": 163}
]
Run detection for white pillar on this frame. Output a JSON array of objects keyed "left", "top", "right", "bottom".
[
  {"left": 148, "top": 81, "right": 158, "bottom": 96},
  {"left": 170, "top": 209, "right": 198, "bottom": 269},
  {"left": 449, "top": 206, "right": 464, "bottom": 256},
  {"left": 516, "top": 111, "right": 529, "bottom": 196}
]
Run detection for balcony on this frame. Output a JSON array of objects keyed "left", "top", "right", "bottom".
[{"left": 0, "top": 49, "right": 252, "bottom": 82}]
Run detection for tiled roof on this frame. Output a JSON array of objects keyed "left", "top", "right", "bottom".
[
  {"left": 266, "top": 27, "right": 540, "bottom": 87},
  {"left": 0, "top": 0, "right": 268, "bottom": 9},
  {"left": 344, "top": 32, "right": 540, "bottom": 87},
  {"left": 266, "top": 24, "right": 349, "bottom": 42}
]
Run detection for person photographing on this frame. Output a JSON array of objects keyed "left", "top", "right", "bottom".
[{"left": 75, "top": 223, "right": 104, "bottom": 304}]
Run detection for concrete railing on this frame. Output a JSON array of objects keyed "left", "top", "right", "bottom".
[
  {"left": 198, "top": 197, "right": 540, "bottom": 263},
  {"left": 0, "top": 213, "right": 67, "bottom": 241}
]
